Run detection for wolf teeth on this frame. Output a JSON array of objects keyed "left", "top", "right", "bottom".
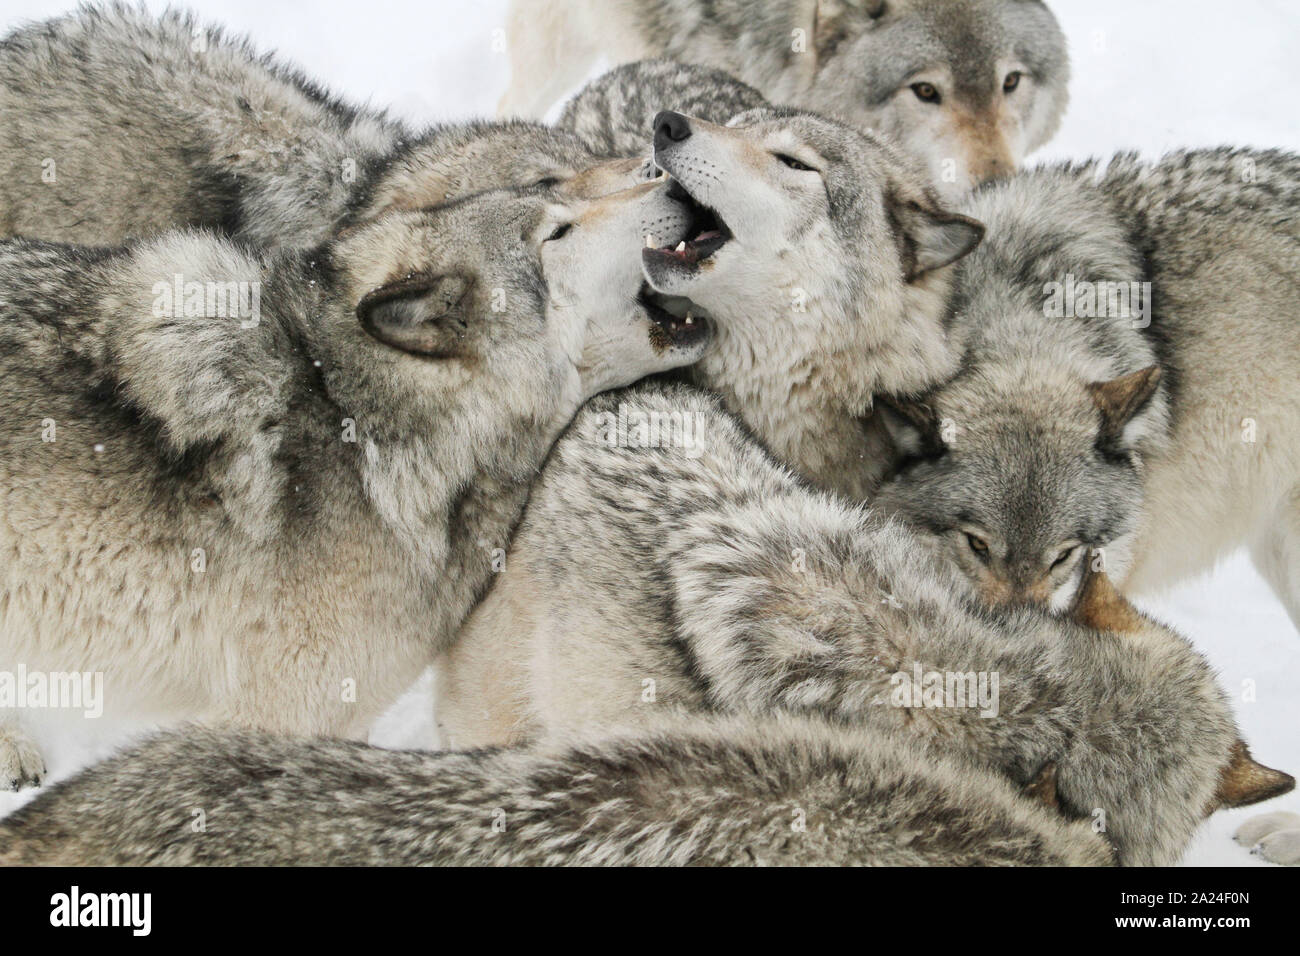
[
  {"left": 676, "top": 241, "right": 687, "bottom": 253},
  {"left": 645, "top": 234, "right": 655, "bottom": 248}
]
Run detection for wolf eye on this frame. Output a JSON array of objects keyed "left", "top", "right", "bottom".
[
  {"left": 1003, "top": 72, "right": 1022, "bottom": 93},
  {"left": 775, "top": 153, "right": 815, "bottom": 172},
  {"left": 532, "top": 176, "right": 563, "bottom": 189},
  {"left": 1050, "top": 545, "right": 1077, "bottom": 569},
  {"left": 966, "top": 533, "right": 989, "bottom": 557},
  {"left": 911, "top": 82, "right": 941, "bottom": 104},
  {"left": 544, "top": 223, "right": 573, "bottom": 242}
]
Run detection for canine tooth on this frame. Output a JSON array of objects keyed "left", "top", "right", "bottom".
[
  {"left": 685, "top": 314, "right": 694, "bottom": 325},
  {"left": 675, "top": 241, "right": 687, "bottom": 253},
  {"left": 645, "top": 234, "right": 655, "bottom": 248}
]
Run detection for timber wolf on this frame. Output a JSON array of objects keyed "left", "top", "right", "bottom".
[
  {"left": 635, "top": 108, "right": 984, "bottom": 498},
  {"left": 435, "top": 384, "right": 1294, "bottom": 866},
  {"left": 500, "top": 0, "right": 1070, "bottom": 199},
  {"left": 870, "top": 148, "right": 1300, "bottom": 625},
  {"left": 0, "top": 6, "right": 644, "bottom": 250},
  {"left": 556, "top": 58, "right": 768, "bottom": 160},
  {"left": 0, "top": 713, "right": 1109, "bottom": 867},
  {"left": 1235, "top": 812, "right": 1300, "bottom": 866},
  {"left": 0, "top": 181, "right": 712, "bottom": 791}
]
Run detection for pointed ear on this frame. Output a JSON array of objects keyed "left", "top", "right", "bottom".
[
  {"left": 1209, "top": 740, "right": 1295, "bottom": 812},
  {"left": 1069, "top": 567, "right": 1145, "bottom": 634},
  {"left": 1022, "top": 761, "right": 1061, "bottom": 811},
  {"left": 1087, "top": 365, "right": 1162, "bottom": 450},
  {"left": 890, "top": 198, "right": 985, "bottom": 281},
  {"left": 876, "top": 395, "right": 946, "bottom": 459},
  {"left": 356, "top": 273, "right": 475, "bottom": 357},
  {"left": 814, "top": 0, "right": 887, "bottom": 55}
]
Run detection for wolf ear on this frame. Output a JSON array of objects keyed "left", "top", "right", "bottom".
[
  {"left": 1209, "top": 741, "right": 1295, "bottom": 812},
  {"left": 356, "top": 273, "right": 475, "bottom": 357},
  {"left": 1088, "top": 365, "right": 1162, "bottom": 451},
  {"left": 892, "top": 199, "right": 986, "bottom": 281},
  {"left": 1069, "top": 566, "right": 1145, "bottom": 634},
  {"left": 1022, "top": 762, "right": 1061, "bottom": 811},
  {"left": 876, "top": 395, "right": 946, "bottom": 459},
  {"left": 814, "top": 0, "right": 886, "bottom": 55}
]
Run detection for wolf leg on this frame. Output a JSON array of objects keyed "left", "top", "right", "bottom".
[
  {"left": 0, "top": 718, "right": 45, "bottom": 791},
  {"left": 1235, "top": 811, "right": 1300, "bottom": 865},
  {"left": 1249, "top": 486, "right": 1300, "bottom": 632},
  {"left": 497, "top": 0, "right": 603, "bottom": 118}
]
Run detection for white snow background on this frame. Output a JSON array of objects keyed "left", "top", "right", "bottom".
[{"left": 0, "top": 0, "right": 1296, "bottom": 866}]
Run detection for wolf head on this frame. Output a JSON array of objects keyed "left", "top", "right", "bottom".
[
  {"left": 352, "top": 120, "right": 648, "bottom": 222},
  {"left": 639, "top": 107, "right": 982, "bottom": 471},
  {"left": 873, "top": 361, "right": 1166, "bottom": 609},
  {"left": 669, "top": 490, "right": 1292, "bottom": 862},
  {"left": 806, "top": 0, "right": 1069, "bottom": 200},
  {"left": 320, "top": 182, "right": 712, "bottom": 432}
]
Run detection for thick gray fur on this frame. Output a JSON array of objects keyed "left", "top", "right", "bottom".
[
  {"left": 557, "top": 58, "right": 769, "bottom": 158},
  {"left": 871, "top": 148, "right": 1300, "bottom": 622},
  {"left": 0, "top": 5, "right": 629, "bottom": 250},
  {"left": 502, "top": 0, "right": 1070, "bottom": 199},
  {"left": 0, "top": 715, "right": 1110, "bottom": 866},
  {"left": 0, "top": 179, "right": 710, "bottom": 790},
  {"left": 437, "top": 384, "right": 1293, "bottom": 866}
]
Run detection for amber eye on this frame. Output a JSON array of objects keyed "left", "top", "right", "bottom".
[
  {"left": 1051, "top": 545, "right": 1077, "bottom": 569},
  {"left": 1003, "top": 71, "right": 1022, "bottom": 93},
  {"left": 966, "top": 533, "right": 989, "bottom": 556},
  {"left": 911, "top": 82, "right": 941, "bottom": 104},
  {"left": 776, "top": 153, "right": 815, "bottom": 172}
]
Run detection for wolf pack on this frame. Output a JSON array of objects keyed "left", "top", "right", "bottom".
[{"left": 0, "top": 0, "right": 1297, "bottom": 867}]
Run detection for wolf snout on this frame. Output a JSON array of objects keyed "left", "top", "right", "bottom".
[{"left": 654, "top": 111, "right": 693, "bottom": 151}]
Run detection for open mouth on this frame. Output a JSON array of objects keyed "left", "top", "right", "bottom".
[
  {"left": 637, "top": 282, "right": 712, "bottom": 350},
  {"left": 643, "top": 178, "right": 732, "bottom": 273}
]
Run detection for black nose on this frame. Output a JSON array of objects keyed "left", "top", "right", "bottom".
[{"left": 654, "top": 111, "right": 692, "bottom": 151}]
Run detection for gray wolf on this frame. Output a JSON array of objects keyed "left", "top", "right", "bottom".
[
  {"left": 0, "top": 714, "right": 1110, "bottom": 867},
  {"left": 869, "top": 148, "right": 1300, "bottom": 626},
  {"left": 636, "top": 108, "right": 985, "bottom": 499},
  {"left": 556, "top": 58, "right": 768, "bottom": 160},
  {"left": 1235, "top": 812, "right": 1300, "bottom": 866},
  {"left": 435, "top": 384, "right": 1294, "bottom": 866},
  {"left": 0, "top": 181, "right": 712, "bottom": 790},
  {"left": 0, "top": 5, "right": 643, "bottom": 250},
  {"left": 500, "top": 0, "right": 1070, "bottom": 199}
]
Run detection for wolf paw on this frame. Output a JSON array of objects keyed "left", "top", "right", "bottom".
[
  {"left": 0, "top": 727, "right": 45, "bottom": 790},
  {"left": 1234, "top": 811, "right": 1300, "bottom": 866}
]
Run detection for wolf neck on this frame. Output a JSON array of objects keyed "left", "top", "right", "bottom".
[
  {"left": 358, "top": 406, "right": 565, "bottom": 581},
  {"left": 693, "top": 269, "right": 960, "bottom": 501},
  {"left": 351, "top": 373, "right": 580, "bottom": 652}
]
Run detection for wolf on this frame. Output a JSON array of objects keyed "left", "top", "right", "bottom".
[
  {"left": 435, "top": 384, "right": 1294, "bottom": 866},
  {"left": 1235, "top": 812, "right": 1300, "bottom": 866},
  {"left": 555, "top": 59, "right": 769, "bottom": 160},
  {"left": 0, "top": 5, "right": 644, "bottom": 250},
  {"left": 629, "top": 108, "right": 984, "bottom": 499},
  {"left": 0, "top": 181, "right": 713, "bottom": 791},
  {"left": 500, "top": 0, "right": 1070, "bottom": 200},
  {"left": 868, "top": 148, "right": 1300, "bottom": 626},
  {"left": 0, "top": 713, "right": 1115, "bottom": 867}
]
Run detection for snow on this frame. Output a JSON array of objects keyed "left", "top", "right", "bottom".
[{"left": 1, "top": 0, "right": 1297, "bottom": 866}]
